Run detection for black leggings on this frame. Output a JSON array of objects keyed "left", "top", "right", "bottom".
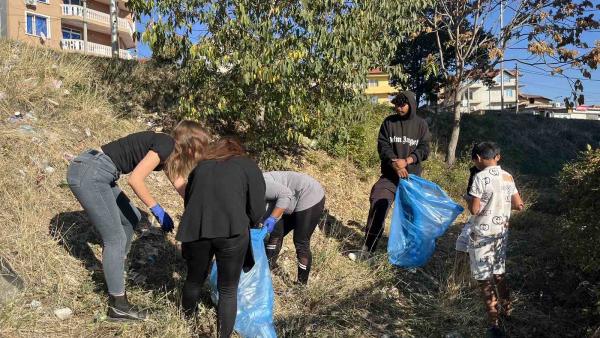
[
  {"left": 266, "top": 198, "right": 325, "bottom": 284},
  {"left": 365, "top": 176, "right": 398, "bottom": 252},
  {"left": 181, "top": 230, "right": 249, "bottom": 338}
]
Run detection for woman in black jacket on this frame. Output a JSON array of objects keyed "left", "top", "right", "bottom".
[{"left": 176, "top": 138, "right": 266, "bottom": 338}]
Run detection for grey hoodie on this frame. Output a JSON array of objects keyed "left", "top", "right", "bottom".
[{"left": 263, "top": 171, "right": 325, "bottom": 215}]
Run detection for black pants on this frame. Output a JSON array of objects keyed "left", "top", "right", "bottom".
[
  {"left": 181, "top": 230, "right": 249, "bottom": 338},
  {"left": 364, "top": 176, "right": 399, "bottom": 252},
  {"left": 266, "top": 198, "right": 325, "bottom": 284}
]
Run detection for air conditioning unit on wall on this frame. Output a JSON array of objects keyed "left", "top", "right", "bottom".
[{"left": 25, "top": 0, "right": 37, "bottom": 7}]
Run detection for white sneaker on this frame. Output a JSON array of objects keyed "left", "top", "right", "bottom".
[{"left": 348, "top": 246, "right": 371, "bottom": 262}]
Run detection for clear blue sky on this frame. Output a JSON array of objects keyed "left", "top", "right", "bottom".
[{"left": 136, "top": 9, "right": 600, "bottom": 105}]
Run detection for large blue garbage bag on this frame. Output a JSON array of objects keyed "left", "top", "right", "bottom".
[
  {"left": 388, "top": 175, "right": 464, "bottom": 268},
  {"left": 209, "top": 227, "right": 277, "bottom": 338}
]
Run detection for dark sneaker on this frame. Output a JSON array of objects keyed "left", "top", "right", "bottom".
[
  {"left": 486, "top": 325, "right": 505, "bottom": 338},
  {"left": 107, "top": 294, "right": 148, "bottom": 322}
]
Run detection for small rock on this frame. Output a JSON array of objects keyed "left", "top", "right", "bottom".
[
  {"left": 63, "top": 152, "right": 75, "bottom": 162},
  {"left": 51, "top": 79, "right": 63, "bottom": 89},
  {"left": 84, "top": 128, "right": 91, "bottom": 137},
  {"left": 51, "top": 64, "right": 58, "bottom": 69},
  {"left": 47, "top": 99, "right": 59, "bottom": 106},
  {"left": 29, "top": 300, "right": 41, "bottom": 309},
  {"left": 54, "top": 307, "right": 73, "bottom": 320},
  {"left": 0, "top": 92, "right": 6, "bottom": 101},
  {"left": 18, "top": 169, "right": 26, "bottom": 176},
  {"left": 44, "top": 166, "right": 55, "bottom": 174},
  {"left": 63, "top": 89, "right": 70, "bottom": 95}
]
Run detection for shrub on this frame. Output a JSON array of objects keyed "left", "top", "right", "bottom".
[
  {"left": 317, "top": 103, "right": 390, "bottom": 173},
  {"left": 558, "top": 146, "right": 600, "bottom": 274}
]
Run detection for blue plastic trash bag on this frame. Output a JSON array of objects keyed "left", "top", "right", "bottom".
[
  {"left": 209, "top": 227, "right": 277, "bottom": 338},
  {"left": 388, "top": 175, "right": 464, "bottom": 268}
]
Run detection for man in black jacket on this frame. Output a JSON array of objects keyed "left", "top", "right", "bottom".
[{"left": 349, "top": 90, "right": 431, "bottom": 261}]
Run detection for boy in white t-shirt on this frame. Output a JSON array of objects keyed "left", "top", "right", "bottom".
[{"left": 466, "top": 142, "right": 524, "bottom": 338}]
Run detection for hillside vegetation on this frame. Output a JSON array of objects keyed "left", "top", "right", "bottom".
[{"left": 1, "top": 40, "right": 599, "bottom": 337}]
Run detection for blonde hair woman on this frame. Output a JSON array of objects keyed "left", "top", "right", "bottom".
[{"left": 66, "top": 120, "right": 209, "bottom": 321}]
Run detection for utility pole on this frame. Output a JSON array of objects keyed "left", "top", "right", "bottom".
[
  {"left": 83, "top": 0, "right": 88, "bottom": 53},
  {"left": 515, "top": 64, "right": 519, "bottom": 114},
  {"left": 500, "top": 0, "right": 505, "bottom": 113},
  {"left": 110, "top": 0, "right": 119, "bottom": 58},
  {"left": 467, "top": 86, "right": 471, "bottom": 113}
]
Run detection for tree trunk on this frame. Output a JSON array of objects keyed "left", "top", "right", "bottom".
[{"left": 446, "top": 89, "right": 462, "bottom": 165}]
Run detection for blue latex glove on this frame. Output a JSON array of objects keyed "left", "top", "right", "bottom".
[
  {"left": 150, "top": 204, "right": 174, "bottom": 232},
  {"left": 263, "top": 216, "right": 279, "bottom": 234}
]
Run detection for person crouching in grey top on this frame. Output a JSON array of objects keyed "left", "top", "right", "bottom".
[{"left": 262, "top": 171, "right": 325, "bottom": 285}]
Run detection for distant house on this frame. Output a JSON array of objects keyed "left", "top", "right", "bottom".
[
  {"left": 437, "top": 69, "right": 520, "bottom": 113},
  {"left": 567, "top": 106, "right": 600, "bottom": 120},
  {"left": 365, "top": 68, "right": 396, "bottom": 105},
  {"left": 462, "top": 69, "right": 519, "bottom": 112},
  {"left": 519, "top": 93, "right": 552, "bottom": 107}
]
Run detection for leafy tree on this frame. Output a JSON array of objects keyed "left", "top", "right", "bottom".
[
  {"left": 389, "top": 31, "right": 449, "bottom": 106},
  {"left": 128, "top": 0, "right": 431, "bottom": 152},
  {"left": 423, "top": 0, "right": 600, "bottom": 165}
]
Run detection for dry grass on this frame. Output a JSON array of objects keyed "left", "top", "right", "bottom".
[
  {"left": 2, "top": 40, "right": 595, "bottom": 338},
  {"left": 0, "top": 40, "right": 485, "bottom": 338}
]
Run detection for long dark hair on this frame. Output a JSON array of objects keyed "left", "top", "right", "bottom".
[{"left": 202, "top": 137, "right": 246, "bottom": 161}]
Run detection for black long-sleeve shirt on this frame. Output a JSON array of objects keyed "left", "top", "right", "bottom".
[
  {"left": 378, "top": 91, "right": 431, "bottom": 178},
  {"left": 176, "top": 156, "right": 266, "bottom": 242}
]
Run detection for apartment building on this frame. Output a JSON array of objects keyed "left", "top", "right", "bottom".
[
  {"left": 0, "top": 0, "right": 135, "bottom": 59},
  {"left": 457, "top": 69, "right": 520, "bottom": 113},
  {"left": 365, "top": 68, "right": 396, "bottom": 105}
]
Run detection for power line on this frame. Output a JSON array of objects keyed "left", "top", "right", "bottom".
[{"left": 515, "top": 66, "right": 600, "bottom": 82}]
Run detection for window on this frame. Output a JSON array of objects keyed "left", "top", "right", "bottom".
[
  {"left": 62, "top": 27, "right": 81, "bottom": 39},
  {"left": 505, "top": 89, "right": 513, "bottom": 97},
  {"left": 26, "top": 13, "right": 49, "bottom": 38},
  {"left": 38, "top": 0, "right": 50, "bottom": 4},
  {"left": 462, "top": 90, "right": 474, "bottom": 101},
  {"left": 63, "top": 0, "right": 80, "bottom": 4},
  {"left": 370, "top": 96, "right": 378, "bottom": 104},
  {"left": 368, "top": 79, "right": 378, "bottom": 88}
]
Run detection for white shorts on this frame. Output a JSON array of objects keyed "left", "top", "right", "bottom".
[{"left": 468, "top": 232, "right": 508, "bottom": 280}]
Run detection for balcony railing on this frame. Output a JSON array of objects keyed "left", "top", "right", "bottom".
[
  {"left": 61, "top": 5, "right": 135, "bottom": 36},
  {"left": 61, "top": 39, "right": 134, "bottom": 60}
]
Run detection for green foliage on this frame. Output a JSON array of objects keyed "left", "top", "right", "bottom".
[
  {"left": 422, "top": 152, "right": 470, "bottom": 202},
  {"left": 558, "top": 146, "right": 600, "bottom": 274},
  {"left": 127, "top": 0, "right": 430, "bottom": 151},
  {"left": 317, "top": 103, "right": 389, "bottom": 172}
]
